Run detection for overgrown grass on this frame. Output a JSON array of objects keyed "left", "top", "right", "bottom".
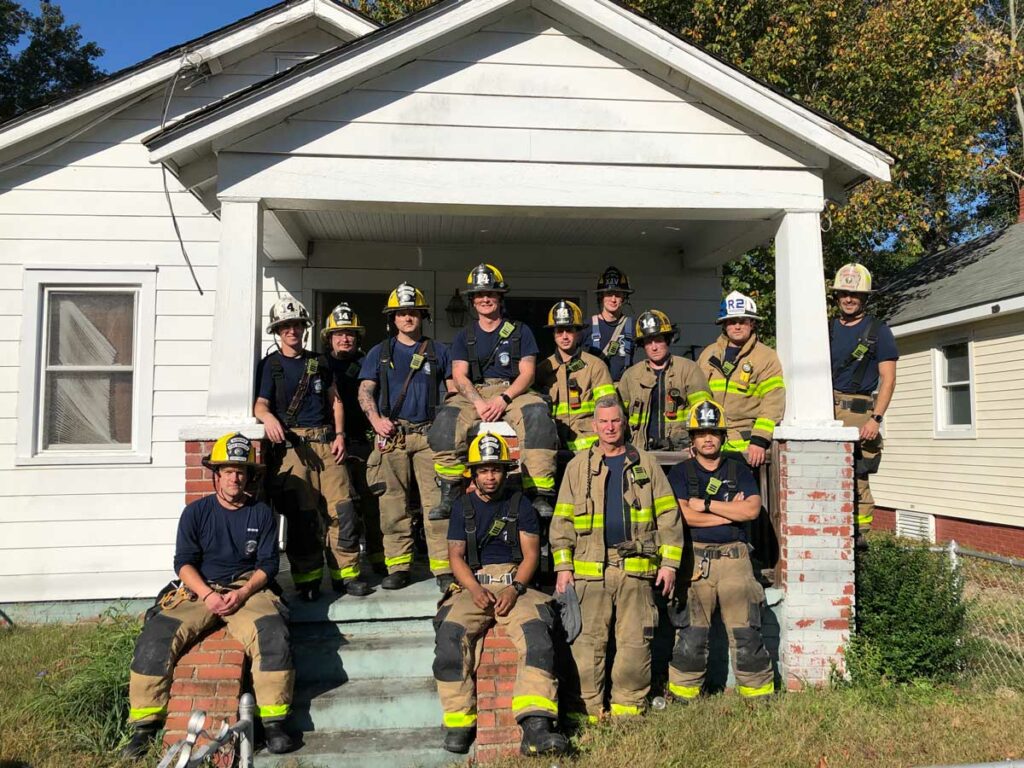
[{"left": 0, "top": 611, "right": 145, "bottom": 768}]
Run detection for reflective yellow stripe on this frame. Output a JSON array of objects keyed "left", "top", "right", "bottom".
[
  {"left": 258, "top": 703, "right": 290, "bottom": 719},
  {"left": 754, "top": 377, "right": 784, "bottom": 397},
  {"left": 552, "top": 548, "right": 573, "bottom": 565},
  {"left": 575, "top": 513, "right": 604, "bottom": 530},
  {"left": 659, "top": 544, "right": 682, "bottom": 561},
  {"left": 553, "top": 401, "right": 597, "bottom": 416},
  {"left": 430, "top": 558, "right": 451, "bottom": 571},
  {"left": 857, "top": 513, "right": 874, "bottom": 526},
  {"left": 554, "top": 503, "right": 575, "bottom": 518},
  {"left": 668, "top": 683, "right": 701, "bottom": 700},
  {"left": 331, "top": 566, "right": 360, "bottom": 580},
  {"left": 443, "top": 712, "right": 478, "bottom": 728},
  {"left": 567, "top": 434, "right": 599, "bottom": 451},
  {"left": 666, "top": 409, "right": 689, "bottom": 423},
  {"left": 654, "top": 495, "right": 677, "bottom": 515},
  {"left": 522, "top": 475, "right": 555, "bottom": 490},
  {"left": 688, "top": 390, "right": 712, "bottom": 406},
  {"left": 385, "top": 554, "right": 413, "bottom": 568},
  {"left": 737, "top": 682, "right": 775, "bottom": 698},
  {"left": 753, "top": 418, "right": 776, "bottom": 433},
  {"left": 512, "top": 695, "right": 558, "bottom": 714},
  {"left": 593, "top": 384, "right": 617, "bottom": 399},
  {"left": 709, "top": 380, "right": 750, "bottom": 396},
  {"left": 566, "top": 712, "right": 600, "bottom": 725},
  {"left": 622, "top": 557, "right": 657, "bottom": 576},
  {"left": 723, "top": 439, "right": 750, "bottom": 452},
  {"left": 129, "top": 706, "right": 166, "bottom": 722},
  {"left": 632, "top": 508, "right": 653, "bottom": 523},
  {"left": 573, "top": 559, "right": 604, "bottom": 577},
  {"left": 291, "top": 568, "right": 323, "bottom": 585},
  {"left": 628, "top": 413, "right": 641, "bottom": 427},
  {"left": 610, "top": 703, "right": 642, "bottom": 716},
  {"left": 435, "top": 463, "right": 467, "bottom": 478}
]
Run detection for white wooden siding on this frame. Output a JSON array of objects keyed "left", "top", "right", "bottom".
[{"left": 874, "top": 312, "right": 1024, "bottom": 527}]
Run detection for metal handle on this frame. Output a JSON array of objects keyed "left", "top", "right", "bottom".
[{"left": 156, "top": 693, "right": 255, "bottom": 768}]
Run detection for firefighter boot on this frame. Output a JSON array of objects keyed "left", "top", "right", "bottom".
[
  {"left": 381, "top": 571, "right": 411, "bottom": 590},
  {"left": 120, "top": 720, "right": 161, "bottom": 759},
  {"left": 264, "top": 721, "right": 295, "bottom": 754},
  {"left": 428, "top": 479, "right": 464, "bottom": 521},
  {"left": 297, "top": 583, "right": 320, "bottom": 602},
  {"left": 519, "top": 716, "right": 569, "bottom": 757},
  {"left": 332, "top": 578, "right": 372, "bottom": 597},
  {"left": 528, "top": 491, "right": 555, "bottom": 519},
  {"left": 436, "top": 574, "right": 456, "bottom": 594},
  {"left": 443, "top": 727, "right": 475, "bottom": 754}
]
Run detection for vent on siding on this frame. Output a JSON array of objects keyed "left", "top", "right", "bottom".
[{"left": 896, "top": 509, "right": 935, "bottom": 542}]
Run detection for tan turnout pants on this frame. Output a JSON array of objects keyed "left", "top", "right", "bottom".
[
  {"left": 571, "top": 552, "right": 658, "bottom": 718},
  {"left": 668, "top": 543, "right": 773, "bottom": 699},
  {"left": 367, "top": 427, "right": 451, "bottom": 575},
  {"left": 433, "top": 564, "right": 559, "bottom": 729},
  {"left": 266, "top": 429, "right": 360, "bottom": 586},
  {"left": 128, "top": 583, "right": 294, "bottom": 724},
  {"left": 834, "top": 391, "right": 882, "bottom": 529},
  {"left": 347, "top": 439, "right": 385, "bottom": 569}
]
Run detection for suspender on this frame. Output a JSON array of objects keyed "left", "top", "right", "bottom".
[
  {"left": 463, "top": 492, "right": 524, "bottom": 570},
  {"left": 831, "top": 315, "right": 879, "bottom": 392},
  {"left": 466, "top": 321, "right": 521, "bottom": 383},
  {"left": 378, "top": 338, "right": 440, "bottom": 420},
  {"left": 682, "top": 456, "right": 739, "bottom": 499},
  {"left": 590, "top": 315, "right": 631, "bottom": 360},
  {"left": 269, "top": 352, "right": 329, "bottom": 427}
]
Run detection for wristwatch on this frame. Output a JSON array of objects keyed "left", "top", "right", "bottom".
[
  {"left": 872, "top": 414, "right": 883, "bottom": 424},
  {"left": 511, "top": 580, "right": 527, "bottom": 596},
  {"left": 704, "top": 497, "right": 712, "bottom": 513},
  {"left": 501, "top": 393, "right": 513, "bottom": 405}
]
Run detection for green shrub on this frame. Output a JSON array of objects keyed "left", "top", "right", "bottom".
[
  {"left": 27, "top": 610, "right": 142, "bottom": 753},
  {"left": 847, "top": 535, "right": 973, "bottom": 685}
]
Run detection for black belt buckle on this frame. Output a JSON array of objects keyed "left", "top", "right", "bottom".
[{"left": 850, "top": 399, "right": 870, "bottom": 414}]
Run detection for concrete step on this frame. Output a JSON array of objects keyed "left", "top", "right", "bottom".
[
  {"left": 291, "top": 622, "right": 436, "bottom": 685},
  {"left": 284, "top": 569, "right": 443, "bottom": 624},
  {"left": 255, "top": 727, "right": 455, "bottom": 768},
  {"left": 292, "top": 676, "right": 442, "bottom": 732}
]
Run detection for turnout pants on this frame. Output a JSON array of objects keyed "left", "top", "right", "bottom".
[
  {"left": 433, "top": 564, "right": 559, "bottom": 729},
  {"left": 571, "top": 552, "right": 658, "bottom": 717},
  {"left": 668, "top": 543, "right": 773, "bottom": 699},
  {"left": 347, "top": 439, "right": 385, "bottom": 570},
  {"left": 128, "top": 583, "right": 294, "bottom": 724},
  {"left": 430, "top": 382, "right": 558, "bottom": 494},
  {"left": 834, "top": 391, "right": 882, "bottom": 529},
  {"left": 367, "top": 427, "right": 451, "bottom": 576},
  {"left": 265, "top": 429, "right": 361, "bottom": 586}
]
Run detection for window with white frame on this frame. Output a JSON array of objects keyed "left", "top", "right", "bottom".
[
  {"left": 18, "top": 267, "right": 156, "bottom": 464},
  {"left": 935, "top": 339, "right": 974, "bottom": 436}
]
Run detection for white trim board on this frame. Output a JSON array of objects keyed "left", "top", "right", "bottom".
[{"left": 890, "top": 294, "right": 1024, "bottom": 338}]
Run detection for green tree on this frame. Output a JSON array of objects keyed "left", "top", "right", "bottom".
[{"left": 0, "top": 1, "right": 104, "bottom": 123}]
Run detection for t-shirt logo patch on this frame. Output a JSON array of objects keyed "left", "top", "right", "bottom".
[
  {"left": 313, "top": 378, "right": 323, "bottom": 394},
  {"left": 478, "top": 434, "right": 502, "bottom": 461},
  {"left": 245, "top": 539, "right": 258, "bottom": 556},
  {"left": 226, "top": 436, "right": 251, "bottom": 461},
  {"left": 498, "top": 351, "right": 511, "bottom": 367},
  {"left": 423, "top": 362, "right": 432, "bottom": 375}
]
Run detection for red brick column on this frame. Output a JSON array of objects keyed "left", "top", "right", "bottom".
[
  {"left": 474, "top": 626, "right": 520, "bottom": 762},
  {"left": 776, "top": 439, "right": 856, "bottom": 689}
]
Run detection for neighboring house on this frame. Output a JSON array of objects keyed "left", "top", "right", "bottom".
[
  {"left": 0, "top": 0, "right": 892, "bottom": 603},
  {"left": 873, "top": 219, "right": 1024, "bottom": 557}
]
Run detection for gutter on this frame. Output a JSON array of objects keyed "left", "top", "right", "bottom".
[{"left": 889, "top": 294, "right": 1024, "bottom": 338}]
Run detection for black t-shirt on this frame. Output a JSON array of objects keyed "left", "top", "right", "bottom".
[
  {"left": 667, "top": 457, "right": 760, "bottom": 544},
  {"left": 328, "top": 351, "right": 371, "bottom": 440},
  {"left": 447, "top": 492, "right": 539, "bottom": 566},
  {"left": 603, "top": 452, "right": 628, "bottom": 546},
  {"left": 173, "top": 495, "right": 279, "bottom": 585},
  {"left": 256, "top": 351, "right": 330, "bottom": 428},
  {"left": 646, "top": 367, "right": 667, "bottom": 447}
]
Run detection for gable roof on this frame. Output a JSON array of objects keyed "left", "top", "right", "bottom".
[
  {"left": 144, "top": 0, "right": 893, "bottom": 187},
  {"left": 880, "top": 223, "right": 1024, "bottom": 329},
  {"left": 0, "top": 0, "right": 377, "bottom": 158}
]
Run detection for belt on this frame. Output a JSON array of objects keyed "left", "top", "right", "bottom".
[
  {"left": 476, "top": 571, "right": 515, "bottom": 585},
  {"left": 693, "top": 543, "right": 747, "bottom": 559},
  {"left": 834, "top": 393, "right": 873, "bottom": 414},
  {"left": 287, "top": 426, "right": 335, "bottom": 445},
  {"left": 395, "top": 419, "right": 431, "bottom": 434},
  {"left": 480, "top": 378, "right": 512, "bottom": 387}
]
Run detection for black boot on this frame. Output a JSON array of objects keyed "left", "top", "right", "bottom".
[
  {"left": 436, "top": 574, "right": 456, "bottom": 594},
  {"left": 264, "top": 721, "right": 295, "bottom": 754},
  {"left": 333, "top": 578, "right": 372, "bottom": 597},
  {"left": 519, "top": 716, "right": 569, "bottom": 757},
  {"left": 297, "top": 583, "right": 320, "bottom": 602},
  {"left": 529, "top": 492, "right": 555, "bottom": 519},
  {"left": 443, "top": 727, "right": 475, "bottom": 754},
  {"left": 429, "top": 479, "right": 464, "bottom": 521},
  {"left": 120, "top": 721, "right": 161, "bottom": 759},
  {"left": 381, "top": 571, "right": 411, "bottom": 590},
  {"left": 855, "top": 532, "right": 870, "bottom": 550},
  {"left": 371, "top": 560, "right": 388, "bottom": 576}
]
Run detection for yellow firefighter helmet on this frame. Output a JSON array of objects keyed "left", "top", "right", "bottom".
[
  {"left": 831, "top": 263, "right": 874, "bottom": 294},
  {"left": 466, "top": 432, "right": 516, "bottom": 468},
  {"left": 545, "top": 299, "right": 584, "bottom": 329},
  {"left": 688, "top": 400, "right": 727, "bottom": 432},
  {"left": 202, "top": 432, "right": 261, "bottom": 471},
  {"left": 635, "top": 309, "right": 678, "bottom": 343},
  {"left": 384, "top": 282, "right": 431, "bottom": 314},
  {"left": 320, "top": 302, "right": 365, "bottom": 341},
  {"left": 465, "top": 263, "right": 509, "bottom": 295}
]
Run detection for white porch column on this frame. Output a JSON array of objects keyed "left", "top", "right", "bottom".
[
  {"left": 774, "top": 211, "right": 842, "bottom": 431},
  {"left": 205, "top": 197, "right": 262, "bottom": 425}
]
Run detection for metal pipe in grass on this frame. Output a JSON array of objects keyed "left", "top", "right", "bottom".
[{"left": 157, "top": 692, "right": 255, "bottom": 768}]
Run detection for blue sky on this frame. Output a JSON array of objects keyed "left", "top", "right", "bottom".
[{"left": 53, "top": 1, "right": 275, "bottom": 73}]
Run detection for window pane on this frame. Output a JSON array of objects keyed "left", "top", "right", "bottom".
[
  {"left": 944, "top": 343, "right": 969, "bottom": 383},
  {"left": 947, "top": 384, "right": 972, "bottom": 426},
  {"left": 43, "top": 372, "right": 133, "bottom": 447},
  {"left": 47, "top": 292, "right": 134, "bottom": 367}
]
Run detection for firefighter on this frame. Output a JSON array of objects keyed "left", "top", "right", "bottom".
[
  {"left": 428, "top": 264, "right": 558, "bottom": 520},
  {"left": 434, "top": 432, "right": 568, "bottom": 757},
  {"left": 665, "top": 400, "right": 774, "bottom": 701},
  {"left": 359, "top": 283, "right": 455, "bottom": 592},
  {"left": 584, "top": 266, "right": 636, "bottom": 381},
  {"left": 550, "top": 395, "right": 682, "bottom": 719},
  {"left": 829, "top": 263, "right": 898, "bottom": 546},
  {"left": 535, "top": 299, "right": 616, "bottom": 452},
  {"left": 322, "top": 302, "right": 385, "bottom": 575},
  {"left": 122, "top": 434, "right": 294, "bottom": 758},
  {"left": 697, "top": 291, "right": 785, "bottom": 467},
  {"left": 254, "top": 297, "right": 370, "bottom": 600},
  {"left": 617, "top": 309, "right": 712, "bottom": 451}
]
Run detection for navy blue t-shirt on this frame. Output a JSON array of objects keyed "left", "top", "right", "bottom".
[
  {"left": 584, "top": 316, "right": 635, "bottom": 381},
  {"left": 452, "top": 320, "right": 539, "bottom": 381},
  {"left": 603, "top": 452, "right": 628, "bottom": 546},
  {"left": 667, "top": 457, "right": 760, "bottom": 544},
  {"left": 328, "top": 351, "right": 371, "bottom": 440},
  {"left": 830, "top": 317, "right": 898, "bottom": 395},
  {"left": 447, "top": 492, "right": 539, "bottom": 566},
  {"left": 359, "top": 338, "right": 451, "bottom": 424},
  {"left": 174, "top": 495, "right": 279, "bottom": 585},
  {"left": 256, "top": 351, "right": 330, "bottom": 428}
]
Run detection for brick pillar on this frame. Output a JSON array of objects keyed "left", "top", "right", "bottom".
[
  {"left": 776, "top": 439, "right": 855, "bottom": 688},
  {"left": 474, "top": 626, "right": 520, "bottom": 762}
]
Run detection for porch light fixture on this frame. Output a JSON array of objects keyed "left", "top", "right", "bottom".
[{"left": 445, "top": 289, "right": 468, "bottom": 328}]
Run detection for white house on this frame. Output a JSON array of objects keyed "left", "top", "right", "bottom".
[{"left": 0, "top": 0, "right": 891, "bottom": 605}]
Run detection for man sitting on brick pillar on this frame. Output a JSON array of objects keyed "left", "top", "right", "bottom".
[
  {"left": 121, "top": 433, "right": 295, "bottom": 758},
  {"left": 433, "top": 432, "right": 568, "bottom": 757}
]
